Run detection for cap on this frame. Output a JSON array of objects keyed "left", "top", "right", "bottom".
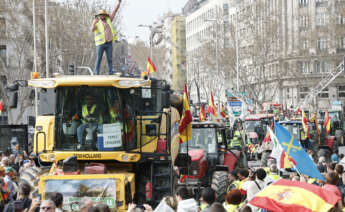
[
  {"left": 5, "top": 167, "right": 14, "bottom": 173},
  {"left": 0, "top": 166, "right": 5, "bottom": 172}
]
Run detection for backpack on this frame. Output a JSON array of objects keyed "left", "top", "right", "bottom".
[{"left": 4, "top": 198, "right": 31, "bottom": 212}]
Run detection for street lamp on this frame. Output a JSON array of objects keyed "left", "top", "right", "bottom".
[{"left": 138, "top": 24, "right": 163, "bottom": 61}]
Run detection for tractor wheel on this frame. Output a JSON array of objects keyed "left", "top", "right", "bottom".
[
  {"left": 211, "top": 171, "right": 229, "bottom": 202},
  {"left": 19, "top": 166, "right": 50, "bottom": 194}
]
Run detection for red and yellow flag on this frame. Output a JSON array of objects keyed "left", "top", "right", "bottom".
[
  {"left": 220, "top": 104, "right": 227, "bottom": 118},
  {"left": 199, "top": 105, "right": 206, "bottom": 121},
  {"left": 250, "top": 179, "right": 340, "bottom": 212},
  {"left": 302, "top": 109, "right": 310, "bottom": 139},
  {"left": 0, "top": 101, "right": 3, "bottom": 116},
  {"left": 206, "top": 92, "right": 217, "bottom": 117},
  {"left": 141, "top": 57, "right": 157, "bottom": 77},
  {"left": 179, "top": 84, "right": 192, "bottom": 143},
  {"left": 323, "top": 109, "right": 331, "bottom": 134}
]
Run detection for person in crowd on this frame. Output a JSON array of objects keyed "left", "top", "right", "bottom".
[
  {"left": 327, "top": 163, "right": 337, "bottom": 173},
  {"left": 227, "top": 170, "right": 240, "bottom": 192},
  {"left": 223, "top": 189, "right": 242, "bottom": 212},
  {"left": 95, "top": 203, "right": 111, "bottom": 212},
  {"left": 240, "top": 205, "right": 252, "bottom": 212},
  {"left": 332, "top": 150, "right": 340, "bottom": 163},
  {"left": 175, "top": 187, "right": 198, "bottom": 212},
  {"left": 265, "top": 164, "right": 280, "bottom": 186},
  {"left": 0, "top": 165, "right": 11, "bottom": 208},
  {"left": 127, "top": 203, "right": 152, "bottom": 212},
  {"left": 200, "top": 187, "right": 216, "bottom": 212},
  {"left": 237, "top": 169, "right": 250, "bottom": 192},
  {"left": 1, "top": 157, "right": 9, "bottom": 168},
  {"left": 4, "top": 167, "right": 17, "bottom": 200},
  {"left": 242, "top": 168, "right": 266, "bottom": 201},
  {"left": 209, "top": 202, "right": 226, "bottom": 212},
  {"left": 317, "top": 156, "right": 327, "bottom": 173},
  {"left": 91, "top": 0, "right": 122, "bottom": 75},
  {"left": 39, "top": 200, "right": 56, "bottom": 212},
  {"left": 323, "top": 172, "right": 343, "bottom": 209},
  {"left": 50, "top": 192, "right": 63, "bottom": 212},
  {"left": 8, "top": 154, "right": 18, "bottom": 173},
  {"left": 4, "top": 182, "right": 32, "bottom": 212}
]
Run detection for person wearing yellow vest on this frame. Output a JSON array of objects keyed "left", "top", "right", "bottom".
[
  {"left": 77, "top": 94, "right": 103, "bottom": 149},
  {"left": 91, "top": 0, "right": 121, "bottom": 75}
]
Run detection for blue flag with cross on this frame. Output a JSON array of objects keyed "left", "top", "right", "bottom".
[{"left": 274, "top": 122, "right": 325, "bottom": 181}]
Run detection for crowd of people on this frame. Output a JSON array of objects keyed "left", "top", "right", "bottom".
[{"left": 124, "top": 148, "right": 345, "bottom": 212}]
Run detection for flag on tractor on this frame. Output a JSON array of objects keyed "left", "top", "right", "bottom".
[
  {"left": 275, "top": 122, "right": 324, "bottom": 181},
  {"left": 179, "top": 84, "right": 192, "bottom": 143},
  {"left": 199, "top": 105, "right": 206, "bottom": 121},
  {"left": 0, "top": 101, "right": 3, "bottom": 115},
  {"left": 296, "top": 107, "right": 301, "bottom": 114},
  {"left": 141, "top": 57, "right": 157, "bottom": 77},
  {"left": 268, "top": 126, "right": 294, "bottom": 169},
  {"left": 206, "top": 92, "right": 217, "bottom": 117},
  {"left": 323, "top": 109, "right": 331, "bottom": 134},
  {"left": 220, "top": 104, "right": 227, "bottom": 118},
  {"left": 301, "top": 109, "right": 310, "bottom": 139},
  {"left": 263, "top": 122, "right": 274, "bottom": 143},
  {"left": 250, "top": 179, "right": 340, "bottom": 212}
]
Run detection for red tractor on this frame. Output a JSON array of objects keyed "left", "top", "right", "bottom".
[{"left": 174, "top": 121, "right": 242, "bottom": 202}]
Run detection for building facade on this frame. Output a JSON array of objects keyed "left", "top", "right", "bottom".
[{"left": 230, "top": 0, "right": 345, "bottom": 111}]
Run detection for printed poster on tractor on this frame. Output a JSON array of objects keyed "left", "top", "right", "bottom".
[{"left": 44, "top": 178, "right": 116, "bottom": 211}]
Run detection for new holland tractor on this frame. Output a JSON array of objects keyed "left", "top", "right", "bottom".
[
  {"left": 17, "top": 72, "right": 178, "bottom": 211},
  {"left": 175, "top": 121, "right": 242, "bottom": 202}
]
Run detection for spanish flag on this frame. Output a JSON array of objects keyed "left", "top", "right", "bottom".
[
  {"left": 302, "top": 109, "right": 310, "bottom": 138},
  {"left": 220, "top": 104, "right": 227, "bottom": 118},
  {"left": 206, "top": 92, "right": 217, "bottom": 117},
  {"left": 179, "top": 84, "right": 192, "bottom": 143},
  {"left": 323, "top": 109, "right": 331, "bottom": 134},
  {"left": 250, "top": 179, "right": 340, "bottom": 212},
  {"left": 141, "top": 57, "right": 157, "bottom": 77},
  {"left": 199, "top": 105, "right": 206, "bottom": 121}
]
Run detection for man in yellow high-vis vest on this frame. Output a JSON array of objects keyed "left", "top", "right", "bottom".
[{"left": 91, "top": 0, "right": 121, "bottom": 75}]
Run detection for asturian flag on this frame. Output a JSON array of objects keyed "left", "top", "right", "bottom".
[{"left": 275, "top": 122, "right": 324, "bottom": 181}]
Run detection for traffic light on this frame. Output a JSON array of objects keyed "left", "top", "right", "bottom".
[
  {"left": 6, "top": 83, "right": 19, "bottom": 108},
  {"left": 68, "top": 64, "right": 75, "bottom": 75}
]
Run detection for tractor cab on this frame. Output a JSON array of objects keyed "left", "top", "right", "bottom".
[{"left": 175, "top": 121, "right": 240, "bottom": 202}]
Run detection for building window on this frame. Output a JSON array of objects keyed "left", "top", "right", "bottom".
[
  {"left": 316, "top": 12, "right": 328, "bottom": 26},
  {"left": 316, "top": 0, "right": 328, "bottom": 7},
  {"left": 301, "top": 61, "right": 311, "bottom": 74},
  {"left": 299, "top": 15, "right": 309, "bottom": 29},
  {"left": 0, "top": 45, "right": 6, "bottom": 65},
  {"left": 337, "top": 14, "right": 345, "bottom": 25},
  {"left": 300, "top": 87, "right": 310, "bottom": 99},
  {"left": 314, "top": 61, "right": 330, "bottom": 74},
  {"left": 300, "top": 0, "right": 309, "bottom": 6},
  {"left": 318, "top": 87, "right": 329, "bottom": 98},
  {"left": 0, "top": 18, "right": 5, "bottom": 37},
  {"left": 317, "top": 37, "right": 328, "bottom": 50},
  {"left": 338, "top": 86, "right": 345, "bottom": 98}
]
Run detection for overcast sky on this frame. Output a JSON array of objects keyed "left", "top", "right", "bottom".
[{"left": 121, "top": 0, "right": 187, "bottom": 42}]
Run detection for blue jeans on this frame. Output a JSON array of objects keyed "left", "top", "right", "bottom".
[
  {"left": 94, "top": 42, "right": 113, "bottom": 75},
  {"left": 77, "top": 123, "right": 102, "bottom": 145}
]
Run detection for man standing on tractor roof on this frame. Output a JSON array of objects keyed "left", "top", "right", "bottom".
[{"left": 91, "top": 0, "right": 122, "bottom": 75}]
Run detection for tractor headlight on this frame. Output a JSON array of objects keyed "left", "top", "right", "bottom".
[
  {"left": 192, "top": 170, "right": 198, "bottom": 175},
  {"left": 122, "top": 154, "right": 129, "bottom": 161}
]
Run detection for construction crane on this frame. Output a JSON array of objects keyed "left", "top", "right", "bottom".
[{"left": 300, "top": 56, "right": 345, "bottom": 111}]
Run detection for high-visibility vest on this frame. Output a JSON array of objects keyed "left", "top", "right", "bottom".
[
  {"left": 267, "top": 173, "right": 281, "bottom": 181},
  {"left": 223, "top": 203, "right": 239, "bottom": 212},
  {"left": 94, "top": 17, "right": 117, "bottom": 46},
  {"left": 227, "top": 180, "right": 240, "bottom": 192},
  {"left": 109, "top": 108, "right": 119, "bottom": 123},
  {"left": 82, "top": 104, "right": 102, "bottom": 123}
]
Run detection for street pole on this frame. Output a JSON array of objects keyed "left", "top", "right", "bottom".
[
  {"left": 33, "top": 0, "right": 38, "bottom": 117},
  {"left": 150, "top": 29, "right": 153, "bottom": 60},
  {"left": 45, "top": 0, "right": 49, "bottom": 78},
  {"left": 236, "top": 11, "right": 239, "bottom": 93}
]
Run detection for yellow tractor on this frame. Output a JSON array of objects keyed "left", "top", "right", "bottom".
[{"left": 19, "top": 72, "right": 179, "bottom": 211}]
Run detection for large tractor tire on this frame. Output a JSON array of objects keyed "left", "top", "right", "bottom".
[
  {"left": 211, "top": 171, "right": 229, "bottom": 202},
  {"left": 19, "top": 166, "right": 50, "bottom": 194}
]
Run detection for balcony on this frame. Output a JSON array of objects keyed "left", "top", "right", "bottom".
[
  {"left": 316, "top": 1, "right": 328, "bottom": 7},
  {"left": 336, "top": 48, "right": 345, "bottom": 53}
]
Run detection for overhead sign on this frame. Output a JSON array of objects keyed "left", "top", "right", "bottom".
[{"left": 228, "top": 101, "right": 243, "bottom": 116}]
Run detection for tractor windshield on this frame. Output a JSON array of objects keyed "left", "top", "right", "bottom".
[
  {"left": 244, "top": 120, "right": 261, "bottom": 132},
  {"left": 54, "top": 86, "right": 136, "bottom": 151},
  {"left": 180, "top": 128, "right": 217, "bottom": 154}
]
